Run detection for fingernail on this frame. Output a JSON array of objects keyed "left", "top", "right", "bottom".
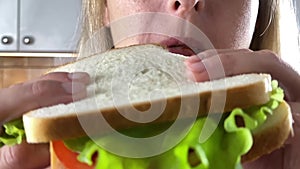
[
  {"left": 68, "top": 72, "right": 89, "bottom": 80},
  {"left": 186, "top": 70, "right": 196, "bottom": 81},
  {"left": 187, "top": 62, "right": 206, "bottom": 72},
  {"left": 62, "top": 82, "right": 86, "bottom": 94},
  {"left": 187, "top": 55, "right": 202, "bottom": 63},
  {"left": 68, "top": 72, "right": 91, "bottom": 85}
]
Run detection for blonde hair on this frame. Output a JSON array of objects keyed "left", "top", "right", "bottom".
[
  {"left": 80, "top": 0, "right": 105, "bottom": 45},
  {"left": 251, "top": 0, "right": 299, "bottom": 60},
  {"left": 79, "top": 0, "right": 111, "bottom": 56},
  {"left": 80, "top": 0, "right": 299, "bottom": 70},
  {"left": 250, "top": 0, "right": 280, "bottom": 52}
]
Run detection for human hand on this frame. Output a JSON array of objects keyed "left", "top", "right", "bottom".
[
  {"left": 184, "top": 49, "right": 300, "bottom": 102},
  {"left": 184, "top": 49, "right": 300, "bottom": 168},
  {"left": 0, "top": 72, "right": 90, "bottom": 169}
]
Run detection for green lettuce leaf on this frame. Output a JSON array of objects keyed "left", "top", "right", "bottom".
[
  {"left": 0, "top": 119, "right": 25, "bottom": 147},
  {"left": 64, "top": 80, "right": 284, "bottom": 169},
  {"left": 224, "top": 80, "right": 284, "bottom": 130},
  {"left": 0, "top": 80, "right": 284, "bottom": 169},
  {"left": 67, "top": 116, "right": 252, "bottom": 169}
]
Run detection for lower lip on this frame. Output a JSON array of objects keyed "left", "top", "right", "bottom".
[{"left": 167, "top": 46, "right": 196, "bottom": 56}]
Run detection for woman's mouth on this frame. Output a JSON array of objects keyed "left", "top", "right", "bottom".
[
  {"left": 167, "top": 45, "right": 196, "bottom": 56},
  {"left": 160, "top": 38, "right": 197, "bottom": 56}
]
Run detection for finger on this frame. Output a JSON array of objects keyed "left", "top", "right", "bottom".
[
  {"left": 185, "top": 54, "right": 227, "bottom": 82},
  {"left": 184, "top": 61, "right": 205, "bottom": 73},
  {"left": 0, "top": 80, "right": 88, "bottom": 123},
  {"left": 186, "top": 49, "right": 252, "bottom": 63},
  {"left": 185, "top": 55, "right": 202, "bottom": 63},
  {"left": 188, "top": 50, "right": 270, "bottom": 82},
  {"left": 32, "top": 72, "right": 90, "bottom": 85},
  {"left": 185, "top": 49, "right": 255, "bottom": 82},
  {"left": 187, "top": 49, "right": 229, "bottom": 63},
  {"left": 186, "top": 69, "right": 209, "bottom": 82},
  {"left": 185, "top": 50, "right": 221, "bottom": 64},
  {"left": 0, "top": 142, "right": 50, "bottom": 169},
  {"left": 185, "top": 50, "right": 227, "bottom": 82},
  {"left": 199, "top": 50, "right": 300, "bottom": 102}
]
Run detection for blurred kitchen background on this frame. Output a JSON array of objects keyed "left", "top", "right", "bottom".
[
  {"left": 0, "top": 0, "right": 81, "bottom": 88},
  {"left": 0, "top": 0, "right": 299, "bottom": 88}
]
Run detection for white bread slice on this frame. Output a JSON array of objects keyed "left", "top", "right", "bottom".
[{"left": 23, "top": 45, "right": 273, "bottom": 143}]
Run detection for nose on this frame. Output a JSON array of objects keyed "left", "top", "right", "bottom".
[{"left": 168, "top": 0, "right": 204, "bottom": 16}]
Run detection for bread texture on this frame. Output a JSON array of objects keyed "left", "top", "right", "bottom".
[{"left": 23, "top": 45, "right": 273, "bottom": 143}]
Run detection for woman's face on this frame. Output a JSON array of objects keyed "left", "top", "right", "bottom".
[{"left": 105, "top": 0, "right": 259, "bottom": 55}]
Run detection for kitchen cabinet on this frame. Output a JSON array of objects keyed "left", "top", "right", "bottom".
[
  {"left": 0, "top": 0, "right": 18, "bottom": 51},
  {"left": 295, "top": 0, "right": 300, "bottom": 27},
  {"left": 0, "top": 0, "right": 81, "bottom": 53}
]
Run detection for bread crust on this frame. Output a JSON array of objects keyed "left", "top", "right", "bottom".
[
  {"left": 24, "top": 79, "right": 269, "bottom": 143},
  {"left": 242, "top": 101, "right": 292, "bottom": 162}
]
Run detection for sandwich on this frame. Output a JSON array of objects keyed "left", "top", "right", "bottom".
[{"left": 0, "top": 44, "right": 292, "bottom": 169}]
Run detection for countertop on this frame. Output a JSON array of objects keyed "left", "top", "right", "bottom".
[{"left": 0, "top": 53, "right": 77, "bottom": 88}]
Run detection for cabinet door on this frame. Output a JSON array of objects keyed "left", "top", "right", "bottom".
[
  {"left": 19, "top": 0, "right": 81, "bottom": 52},
  {"left": 295, "top": 0, "right": 300, "bottom": 27},
  {"left": 0, "top": 0, "right": 18, "bottom": 51}
]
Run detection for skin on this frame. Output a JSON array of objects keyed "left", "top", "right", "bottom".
[
  {"left": 0, "top": 0, "right": 299, "bottom": 168},
  {"left": 106, "top": 0, "right": 258, "bottom": 50},
  {"left": 105, "top": 0, "right": 300, "bottom": 168},
  {"left": 0, "top": 72, "right": 90, "bottom": 169}
]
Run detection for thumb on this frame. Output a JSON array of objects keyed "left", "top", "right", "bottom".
[
  {"left": 0, "top": 72, "right": 90, "bottom": 123},
  {"left": 0, "top": 142, "right": 50, "bottom": 169}
]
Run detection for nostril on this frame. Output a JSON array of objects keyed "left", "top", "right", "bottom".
[
  {"left": 194, "top": 1, "right": 199, "bottom": 11},
  {"left": 174, "top": 1, "right": 181, "bottom": 10}
]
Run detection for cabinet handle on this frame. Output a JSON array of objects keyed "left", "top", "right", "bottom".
[
  {"left": 23, "top": 36, "right": 34, "bottom": 45},
  {"left": 1, "top": 36, "right": 13, "bottom": 45}
]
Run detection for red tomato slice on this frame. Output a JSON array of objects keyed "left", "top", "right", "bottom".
[{"left": 52, "top": 140, "right": 94, "bottom": 169}]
